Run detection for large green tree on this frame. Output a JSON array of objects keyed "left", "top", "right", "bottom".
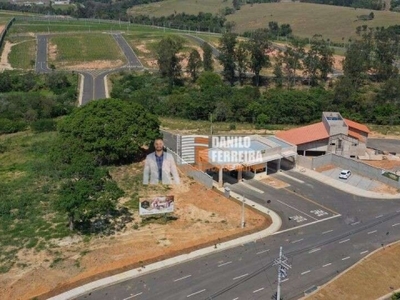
[
  {"left": 218, "top": 32, "right": 238, "bottom": 86},
  {"left": 247, "top": 28, "right": 271, "bottom": 86},
  {"left": 187, "top": 49, "right": 202, "bottom": 82},
  {"left": 55, "top": 98, "right": 160, "bottom": 166},
  {"left": 201, "top": 42, "right": 214, "bottom": 72},
  {"left": 156, "top": 36, "right": 183, "bottom": 86},
  {"left": 235, "top": 41, "right": 249, "bottom": 86}
]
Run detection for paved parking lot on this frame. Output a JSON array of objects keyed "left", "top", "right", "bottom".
[{"left": 321, "top": 167, "right": 381, "bottom": 191}]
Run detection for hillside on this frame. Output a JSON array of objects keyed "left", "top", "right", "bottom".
[{"left": 130, "top": 1, "right": 400, "bottom": 42}]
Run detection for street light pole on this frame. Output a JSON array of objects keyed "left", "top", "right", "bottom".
[{"left": 241, "top": 194, "right": 245, "bottom": 228}]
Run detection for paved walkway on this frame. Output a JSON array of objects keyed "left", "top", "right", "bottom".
[
  {"left": 48, "top": 186, "right": 282, "bottom": 300},
  {"left": 295, "top": 167, "right": 400, "bottom": 199}
]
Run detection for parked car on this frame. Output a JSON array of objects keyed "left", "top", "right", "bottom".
[{"left": 339, "top": 170, "right": 351, "bottom": 179}]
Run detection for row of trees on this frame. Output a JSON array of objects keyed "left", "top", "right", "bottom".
[{"left": 299, "top": 0, "right": 386, "bottom": 10}]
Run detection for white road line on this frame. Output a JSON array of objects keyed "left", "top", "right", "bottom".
[
  {"left": 301, "top": 270, "right": 311, "bottom": 275},
  {"left": 256, "top": 249, "right": 269, "bottom": 255},
  {"left": 276, "top": 200, "right": 318, "bottom": 221},
  {"left": 174, "top": 275, "right": 192, "bottom": 282},
  {"left": 360, "top": 250, "right": 369, "bottom": 255},
  {"left": 322, "top": 229, "right": 334, "bottom": 235},
  {"left": 232, "top": 298, "right": 239, "bottom": 300},
  {"left": 253, "top": 288, "right": 265, "bottom": 293},
  {"left": 218, "top": 261, "right": 232, "bottom": 267},
  {"left": 187, "top": 289, "right": 206, "bottom": 298},
  {"left": 339, "top": 239, "right": 350, "bottom": 244},
  {"left": 241, "top": 182, "right": 264, "bottom": 193},
  {"left": 322, "top": 263, "right": 332, "bottom": 267},
  {"left": 375, "top": 215, "right": 383, "bottom": 219},
  {"left": 279, "top": 172, "right": 305, "bottom": 183},
  {"left": 281, "top": 278, "right": 289, "bottom": 282},
  {"left": 291, "top": 238, "right": 304, "bottom": 244},
  {"left": 308, "top": 248, "right": 321, "bottom": 254},
  {"left": 274, "top": 214, "right": 341, "bottom": 235},
  {"left": 392, "top": 223, "right": 400, "bottom": 227},
  {"left": 123, "top": 292, "right": 142, "bottom": 300},
  {"left": 351, "top": 221, "right": 360, "bottom": 226},
  {"left": 233, "top": 273, "right": 248, "bottom": 280},
  {"left": 342, "top": 256, "right": 350, "bottom": 261},
  {"left": 368, "top": 230, "right": 377, "bottom": 235}
]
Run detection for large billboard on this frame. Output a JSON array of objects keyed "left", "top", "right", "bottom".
[{"left": 139, "top": 195, "right": 175, "bottom": 216}]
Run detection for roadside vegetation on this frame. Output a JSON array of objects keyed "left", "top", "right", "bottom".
[{"left": 8, "top": 39, "right": 35, "bottom": 69}]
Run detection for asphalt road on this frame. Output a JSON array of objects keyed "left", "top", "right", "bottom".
[
  {"left": 367, "top": 138, "right": 400, "bottom": 154},
  {"left": 36, "top": 34, "right": 51, "bottom": 73},
  {"left": 77, "top": 172, "right": 400, "bottom": 300},
  {"left": 112, "top": 33, "right": 144, "bottom": 68}
]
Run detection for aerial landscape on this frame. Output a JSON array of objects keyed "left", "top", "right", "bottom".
[{"left": 0, "top": 0, "right": 400, "bottom": 299}]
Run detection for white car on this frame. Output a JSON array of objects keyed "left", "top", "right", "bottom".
[{"left": 339, "top": 170, "right": 351, "bottom": 179}]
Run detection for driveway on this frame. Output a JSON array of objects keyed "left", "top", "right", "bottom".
[{"left": 321, "top": 167, "right": 381, "bottom": 191}]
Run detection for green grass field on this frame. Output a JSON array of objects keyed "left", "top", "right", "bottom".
[
  {"left": 132, "top": 1, "right": 400, "bottom": 43},
  {"left": 8, "top": 39, "right": 36, "bottom": 69},
  {"left": 49, "top": 33, "right": 126, "bottom": 67}
]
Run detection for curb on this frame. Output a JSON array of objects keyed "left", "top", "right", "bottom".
[
  {"left": 300, "top": 240, "right": 400, "bottom": 300},
  {"left": 77, "top": 73, "right": 84, "bottom": 106},
  {"left": 295, "top": 168, "right": 400, "bottom": 199},
  {"left": 48, "top": 188, "right": 282, "bottom": 300}
]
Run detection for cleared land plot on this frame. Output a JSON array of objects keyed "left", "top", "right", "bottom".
[
  {"left": 8, "top": 39, "right": 36, "bottom": 69},
  {"left": 129, "top": 0, "right": 230, "bottom": 16},
  {"left": 305, "top": 241, "right": 400, "bottom": 300},
  {"left": 48, "top": 33, "right": 126, "bottom": 69}
]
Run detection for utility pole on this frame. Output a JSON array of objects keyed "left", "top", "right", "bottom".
[
  {"left": 241, "top": 194, "right": 245, "bottom": 228},
  {"left": 273, "top": 247, "right": 291, "bottom": 300}
]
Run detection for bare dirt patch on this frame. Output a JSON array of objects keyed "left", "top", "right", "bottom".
[
  {"left": 136, "top": 44, "right": 150, "bottom": 54},
  {"left": 60, "top": 59, "right": 125, "bottom": 70},
  {"left": 332, "top": 54, "right": 344, "bottom": 71},
  {"left": 304, "top": 241, "right": 400, "bottom": 300},
  {"left": 0, "top": 40, "right": 14, "bottom": 71},
  {"left": 315, "top": 164, "right": 337, "bottom": 173},
  {"left": 0, "top": 164, "right": 271, "bottom": 300},
  {"left": 48, "top": 42, "right": 57, "bottom": 61},
  {"left": 363, "top": 160, "right": 400, "bottom": 171},
  {"left": 260, "top": 176, "right": 290, "bottom": 189},
  {"left": 370, "top": 184, "right": 400, "bottom": 195},
  {"left": 0, "top": 25, "right": 5, "bottom": 33}
]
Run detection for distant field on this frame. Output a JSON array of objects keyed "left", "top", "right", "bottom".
[
  {"left": 8, "top": 39, "right": 36, "bottom": 69},
  {"left": 129, "top": 0, "right": 230, "bottom": 16},
  {"left": 132, "top": 2, "right": 400, "bottom": 43},
  {"left": 49, "top": 33, "right": 126, "bottom": 69}
]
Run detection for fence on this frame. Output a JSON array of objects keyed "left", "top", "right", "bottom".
[
  {"left": 0, "top": 17, "right": 15, "bottom": 54},
  {"left": 310, "top": 153, "right": 400, "bottom": 189},
  {"left": 167, "top": 147, "right": 214, "bottom": 189}
]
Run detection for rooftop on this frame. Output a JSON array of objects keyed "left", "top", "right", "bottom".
[{"left": 276, "top": 122, "right": 329, "bottom": 145}]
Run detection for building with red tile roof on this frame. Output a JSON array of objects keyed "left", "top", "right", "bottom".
[{"left": 276, "top": 112, "right": 369, "bottom": 158}]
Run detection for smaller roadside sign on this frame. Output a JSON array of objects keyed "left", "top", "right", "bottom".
[{"left": 139, "top": 195, "right": 175, "bottom": 216}]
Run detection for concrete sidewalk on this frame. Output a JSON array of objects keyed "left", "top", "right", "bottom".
[
  {"left": 295, "top": 167, "right": 400, "bottom": 199},
  {"left": 48, "top": 187, "right": 282, "bottom": 300}
]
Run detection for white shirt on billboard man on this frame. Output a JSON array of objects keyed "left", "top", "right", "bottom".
[{"left": 143, "top": 138, "right": 180, "bottom": 185}]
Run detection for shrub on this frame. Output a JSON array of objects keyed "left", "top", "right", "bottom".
[{"left": 31, "top": 119, "right": 57, "bottom": 133}]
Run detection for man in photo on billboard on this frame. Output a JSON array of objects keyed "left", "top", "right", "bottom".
[{"left": 143, "top": 138, "right": 180, "bottom": 185}]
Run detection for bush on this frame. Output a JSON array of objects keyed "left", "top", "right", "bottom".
[
  {"left": 0, "top": 118, "right": 27, "bottom": 134},
  {"left": 31, "top": 119, "right": 57, "bottom": 133}
]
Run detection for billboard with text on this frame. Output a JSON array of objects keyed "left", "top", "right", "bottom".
[{"left": 139, "top": 195, "right": 175, "bottom": 216}]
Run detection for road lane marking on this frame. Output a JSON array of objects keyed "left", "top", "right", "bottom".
[
  {"left": 392, "top": 223, "right": 400, "bottom": 227},
  {"left": 256, "top": 249, "right": 269, "bottom": 255},
  {"left": 218, "top": 261, "right": 232, "bottom": 267},
  {"left": 292, "top": 238, "right": 304, "bottom": 244},
  {"left": 281, "top": 278, "right": 289, "bottom": 282},
  {"left": 322, "top": 229, "right": 334, "bottom": 235},
  {"left": 339, "top": 239, "right": 350, "bottom": 244},
  {"left": 351, "top": 221, "right": 360, "bottom": 226},
  {"left": 301, "top": 270, "right": 311, "bottom": 275},
  {"left": 273, "top": 214, "right": 341, "bottom": 235},
  {"left": 322, "top": 263, "right": 332, "bottom": 267},
  {"left": 123, "top": 292, "right": 142, "bottom": 300},
  {"left": 375, "top": 215, "right": 383, "bottom": 219},
  {"left": 360, "top": 250, "right": 369, "bottom": 255},
  {"left": 279, "top": 172, "right": 304, "bottom": 183},
  {"left": 174, "top": 275, "right": 192, "bottom": 282},
  {"left": 276, "top": 200, "right": 318, "bottom": 221},
  {"left": 342, "top": 256, "right": 350, "bottom": 261},
  {"left": 187, "top": 289, "right": 206, "bottom": 298},
  {"left": 308, "top": 248, "right": 321, "bottom": 254},
  {"left": 253, "top": 288, "right": 265, "bottom": 293},
  {"left": 241, "top": 182, "right": 264, "bottom": 193},
  {"left": 232, "top": 298, "right": 239, "bottom": 300},
  {"left": 368, "top": 230, "right": 377, "bottom": 235},
  {"left": 233, "top": 273, "right": 248, "bottom": 280}
]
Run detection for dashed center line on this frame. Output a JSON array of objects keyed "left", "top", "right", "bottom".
[
  {"left": 187, "top": 289, "right": 206, "bottom": 298},
  {"left": 368, "top": 230, "right": 377, "bottom": 235},
  {"left": 308, "top": 248, "right": 321, "bottom": 254},
  {"left": 301, "top": 270, "right": 311, "bottom": 275},
  {"left": 232, "top": 298, "right": 239, "bottom": 300},
  {"left": 322, "top": 229, "right": 333, "bottom": 235},
  {"left": 281, "top": 278, "right": 289, "bottom": 283},
  {"left": 322, "top": 263, "right": 332, "bottom": 267},
  {"left": 123, "top": 292, "right": 143, "bottom": 300},
  {"left": 342, "top": 256, "right": 350, "bottom": 261},
  {"left": 351, "top": 221, "right": 360, "bottom": 226},
  {"left": 375, "top": 215, "right": 383, "bottom": 219},
  {"left": 360, "top": 250, "right": 369, "bottom": 255},
  {"left": 253, "top": 288, "right": 265, "bottom": 293},
  {"left": 291, "top": 238, "right": 304, "bottom": 244},
  {"left": 256, "top": 249, "right": 269, "bottom": 255},
  {"left": 339, "top": 239, "right": 350, "bottom": 244},
  {"left": 392, "top": 223, "right": 400, "bottom": 227},
  {"left": 218, "top": 261, "right": 232, "bottom": 267},
  {"left": 233, "top": 273, "right": 248, "bottom": 280},
  {"left": 174, "top": 275, "right": 192, "bottom": 282}
]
